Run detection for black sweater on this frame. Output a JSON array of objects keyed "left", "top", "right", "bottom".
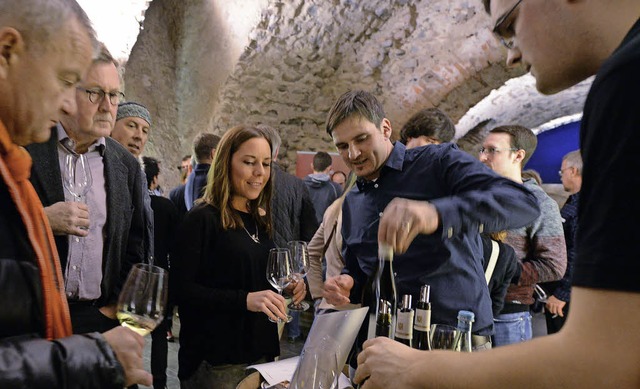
[{"left": 174, "top": 203, "right": 278, "bottom": 379}]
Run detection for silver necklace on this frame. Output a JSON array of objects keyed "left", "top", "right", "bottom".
[{"left": 242, "top": 220, "right": 260, "bottom": 244}]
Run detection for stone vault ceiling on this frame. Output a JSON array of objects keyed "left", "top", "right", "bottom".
[{"left": 124, "top": 0, "right": 588, "bottom": 188}]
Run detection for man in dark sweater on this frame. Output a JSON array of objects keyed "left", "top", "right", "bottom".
[
  {"left": 304, "top": 151, "right": 342, "bottom": 224},
  {"left": 169, "top": 133, "right": 220, "bottom": 216}
]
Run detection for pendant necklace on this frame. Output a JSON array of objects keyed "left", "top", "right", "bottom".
[{"left": 243, "top": 220, "right": 260, "bottom": 244}]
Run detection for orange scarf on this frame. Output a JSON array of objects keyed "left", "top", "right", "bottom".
[{"left": 0, "top": 121, "right": 72, "bottom": 339}]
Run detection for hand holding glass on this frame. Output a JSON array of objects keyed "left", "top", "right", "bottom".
[
  {"left": 266, "top": 248, "right": 294, "bottom": 323},
  {"left": 287, "top": 240, "right": 310, "bottom": 311},
  {"left": 117, "top": 263, "right": 168, "bottom": 336},
  {"left": 63, "top": 153, "right": 92, "bottom": 202}
]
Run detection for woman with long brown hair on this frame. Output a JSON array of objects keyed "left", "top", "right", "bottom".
[{"left": 174, "top": 124, "right": 306, "bottom": 389}]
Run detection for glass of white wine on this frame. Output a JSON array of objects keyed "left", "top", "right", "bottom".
[
  {"left": 117, "top": 263, "right": 168, "bottom": 336},
  {"left": 266, "top": 247, "right": 293, "bottom": 323}
]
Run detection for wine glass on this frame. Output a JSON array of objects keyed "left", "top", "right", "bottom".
[
  {"left": 62, "top": 153, "right": 93, "bottom": 203},
  {"left": 287, "top": 240, "right": 310, "bottom": 311},
  {"left": 290, "top": 335, "right": 341, "bottom": 389},
  {"left": 429, "top": 323, "right": 460, "bottom": 350},
  {"left": 116, "top": 263, "right": 168, "bottom": 336},
  {"left": 266, "top": 248, "right": 293, "bottom": 323}
]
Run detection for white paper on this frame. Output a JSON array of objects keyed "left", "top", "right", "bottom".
[{"left": 248, "top": 356, "right": 351, "bottom": 388}]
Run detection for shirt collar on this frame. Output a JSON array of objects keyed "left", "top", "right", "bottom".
[
  {"left": 57, "top": 123, "right": 106, "bottom": 156},
  {"left": 356, "top": 141, "right": 406, "bottom": 191}
]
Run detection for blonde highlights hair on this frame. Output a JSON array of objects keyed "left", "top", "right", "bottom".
[{"left": 201, "top": 125, "right": 273, "bottom": 233}]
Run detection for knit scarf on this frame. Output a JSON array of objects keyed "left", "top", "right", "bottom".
[{"left": 0, "top": 121, "right": 72, "bottom": 339}]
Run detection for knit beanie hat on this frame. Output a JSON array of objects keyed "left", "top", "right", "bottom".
[{"left": 116, "top": 102, "right": 152, "bottom": 125}]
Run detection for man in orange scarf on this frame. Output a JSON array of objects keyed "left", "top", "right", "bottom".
[{"left": 0, "top": 0, "right": 152, "bottom": 387}]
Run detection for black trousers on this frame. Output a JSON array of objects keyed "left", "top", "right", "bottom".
[{"left": 151, "top": 318, "right": 169, "bottom": 389}]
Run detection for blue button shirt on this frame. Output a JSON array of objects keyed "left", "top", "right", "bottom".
[{"left": 341, "top": 142, "right": 540, "bottom": 335}]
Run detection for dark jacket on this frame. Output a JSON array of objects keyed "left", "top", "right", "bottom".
[
  {"left": 270, "top": 163, "right": 318, "bottom": 247},
  {"left": 168, "top": 183, "right": 188, "bottom": 217},
  {"left": 303, "top": 173, "right": 342, "bottom": 224},
  {"left": 481, "top": 236, "right": 520, "bottom": 317},
  {"left": 183, "top": 163, "right": 210, "bottom": 211},
  {"left": 26, "top": 127, "right": 148, "bottom": 307},
  {"left": 0, "top": 171, "right": 125, "bottom": 388}
]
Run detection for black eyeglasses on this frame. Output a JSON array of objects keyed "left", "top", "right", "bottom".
[
  {"left": 492, "top": 0, "right": 524, "bottom": 49},
  {"left": 479, "top": 147, "right": 518, "bottom": 156},
  {"left": 77, "top": 87, "right": 125, "bottom": 105}
]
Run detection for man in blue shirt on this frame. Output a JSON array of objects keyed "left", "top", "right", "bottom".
[{"left": 323, "top": 90, "right": 540, "bottom": 346}]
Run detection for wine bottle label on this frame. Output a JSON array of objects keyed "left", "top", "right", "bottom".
[
  {"left": 414, "top": 308, "right": 431, "bottom": 332},
  {"left": 396, "top": 310, "right": 414, "bottom": 339}
]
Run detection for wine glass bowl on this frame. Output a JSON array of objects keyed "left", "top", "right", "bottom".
[
  {"left": 63, "top": 153, "right": 93, "bottom": 202},
  {"left": 429, "top": 323, "right": 460, "bottom": 351},
  {"left": 117, "top": 263, "right": 168, "bottom": 336},
  {"left": 287, "top": 240, "right": 310, "bottom": 311},
  {"left": 266, "top": 248, "right": 293, "bottom": 323}
]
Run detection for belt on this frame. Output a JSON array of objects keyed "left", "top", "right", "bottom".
[{"left": 471, "top": 334, "right": 492, "bottom": 347}]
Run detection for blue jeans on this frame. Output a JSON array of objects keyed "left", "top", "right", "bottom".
[
  {"left": 492, "top": 311, "right": 532, "bottom": 347},
  {"left": 287, "top": 310, "right": 301, "bottom": 338}
]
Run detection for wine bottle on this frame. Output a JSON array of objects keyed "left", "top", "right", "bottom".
[
  {"left": 374, "top": 243, "right": 397, "bottom": 339},
  {"left": 455, "top": 310, "right": 475, "bottom": 353},
  {"left": 413, "top": 284, "right": 432, "bottom": 350},
  {"left": 375, "top": 299, "right": 392, "bottom": 337},
  {"left": 395, "top": 294, "right": 413, "bottom": 347}
]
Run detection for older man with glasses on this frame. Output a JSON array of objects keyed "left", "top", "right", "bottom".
[{"left": 27, "top": 43, "right": 151, "bottom": 336}]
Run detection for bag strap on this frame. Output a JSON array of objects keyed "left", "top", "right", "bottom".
[
  {"left": 322, "top": 220, "right": 338, "bottom": 258},
  {"left": 485, "top": 240, "right": 500, "bottom": 284}
]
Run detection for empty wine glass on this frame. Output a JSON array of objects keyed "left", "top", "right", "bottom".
[
  {"left": 430, "top": 323, "right": 460, "bottom": 350},
  {"left": 117, "top": 263, "right": 168, "bottom": 336},
  {"left": 290, "top": 335, "right": 341, "bottom": 389},
  {"left": 287, "top": 240, "right": 310, "bottom": 311},
  {"left": 266, "top": 247, "right": 293, "bottom": 323},
  {"left": 63, "top": 153, "right": 93, "bottom": 203}
]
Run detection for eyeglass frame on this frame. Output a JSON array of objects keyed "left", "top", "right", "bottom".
[
  {"left": 479, "top": 147, "right": 519, "bottom": 156},
  {"left": 77, "top": 87, "right": 125, "bottom": 106},
  {"left": 492, "top": 0, "right": 525, "bottom": 50},
  {"left": 558, "top": 167, "right": 573, "bottom": 177}
]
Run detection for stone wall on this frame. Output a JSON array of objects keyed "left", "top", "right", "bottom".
[{"left": 124, "top": 0, "right": 586, "bottom": 190}]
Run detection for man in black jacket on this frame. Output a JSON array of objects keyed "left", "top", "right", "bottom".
[
  {"left": 259, "top": 124, "right": 318, "bottom": 343},
  {"left": 0, "top": 0, "right": 151, "bottom": 387}
]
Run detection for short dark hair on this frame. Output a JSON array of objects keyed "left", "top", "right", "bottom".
[
  {"left": 326, "top": 90, "right": 385, "bottom": 135},
  {"left": 312, "top": 151, "right": 333, "bottom": 172},
  {"left": 489, "top": 125, "right": 538, "bottom": 166},
  {"left": 193, "top": 133, "right": 221, "bottom": 163},
  {"left": 142, "top": 156, "right": 160, "bottom": 189},
  {"left": 400, "top": 108, "right": 455, "bottom": 144}
]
